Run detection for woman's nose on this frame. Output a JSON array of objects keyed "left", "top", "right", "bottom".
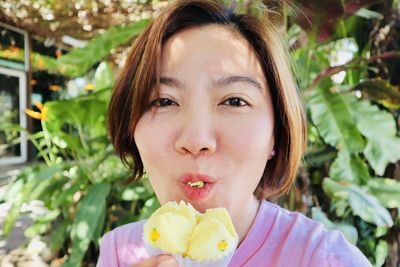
[{"left": 174, "top": 109, "right": 217, "bottom": 157}]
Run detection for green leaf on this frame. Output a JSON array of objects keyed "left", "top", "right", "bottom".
[
  {"left": 2, "top": 177, "right": 36, "bottom": 237},
  {"left": 31, "top": 52, "right": 59, "bottom": 73},
  {"left": 322, "top": 177, "right": 353, "bottom": 217},
  {"left": 309, "top": 87, "right": 364, "bottom": 152},
  {"left": 323, "top": 178, "right": 393, "bottom": 227},
  {"left": 292, "top": 47, "right": 329, "bottom": 90},
  {"left": 335, "top": 223, "right": 359, "bottom": 245},
  {"left": 355, "top": 8, "right": 383, "bottom": 20},
  {"left": 24, "top": 222, "right": 50, "bottom": 238},
  {"left": 0, "top": 122, "right": 27, "bottom": 132},
  {"left": 35, "top": 210, "right": 61, "bottom": 223},
  {"left": 94, "top": 61, "right": 114, "bottom": 90},
  {"left": 45, "top": 96, "right": 108, "bottom": 159},
  {"left": 64, "top": 183, "right": 111, "bottom": 266},
  {"left": 46, "top": 97, "right": 107, "bottom": 131},
  {"left": 52, "top": 182, "right": 81, "bottom": 208},
  {"left": 329, "top": 149, "right": 371, "bottom": 183},
  {"left": 121, "top": 184, "right": 153, "bottom": 201},
  {"left": 57, "top": 20, "right": 149, "bottom": 77},
  {"left": 49, "top": 220, "right": 70, "bottom": 252},
  {"left": 139, "top": 196, "right": 160, "bottom": 220},
  {"left": 347, "top": 95, "right": 397, "bottom": 136},
  {"left": 1, "top": 165, "right": 58, "bottom": 237},
  {"left": 31, "top": 164, "right": 63, "bottom": 181},
  {"left": 374, "top": 240, "right": 389, "bottom": 267},
  {"left": 353, "top": 78, "right": 400, "bottom": 108},
  {"left": 375, "top": 226, "right": 388, "bottom": 238},
  {"left": 346, "top": 97, "right": 400, "bottom": 175},
  {"left": 348, "top": 186, "right": 393, "bottom": 227},
  {"left": 121, "top": 187, "right": 141, "bottom": 201},
  {"left": 92, "top": 203, "right": 106, "bottom": 248},
  {"left": 311, "top": 207, "right": 335, "bottom": 228},
  {"left": 311, "top": 207, "right": 358, "bottom": 244},
  {"left": 334, "top": 199, "right": 351, "bottom": 217},
  {"left": 364, "top": 138, "right": 400, "bottom": 176},
  {"left": 27, "top": 165, "right": 63, "bottom": 201},
  {"left": 2, "top": 178, "right": 24, "bottom": 202},
  {"left": 368, "top": 178, "right": 400, "bottom": 208},
  {"left": 2, "top": 193, "right": 25, "bottom": 237},
  {"left": 322, "top": 178, "right": 350, "bottom": 200}
]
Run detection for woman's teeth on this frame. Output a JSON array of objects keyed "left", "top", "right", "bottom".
[{"left": 187, "top": 181, "right": 205, "bottom": 188}]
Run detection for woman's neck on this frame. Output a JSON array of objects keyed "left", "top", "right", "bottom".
[{"left": 233, "top": 196, "right": 261, "bottom": 245}]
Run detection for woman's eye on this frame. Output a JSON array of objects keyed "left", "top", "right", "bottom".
[
  {"left": 151, "top": 98, "right": 177, "bottom": 107},
  {"left": 149, "top": 97, "right": 247, "bottom": 108},
  {"left": 222, "top": 97, "right": 248, "bottom": 107}
]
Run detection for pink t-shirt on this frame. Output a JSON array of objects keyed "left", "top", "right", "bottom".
[{"left": 96, "top": 200, "right": 372, "bottom": 267}]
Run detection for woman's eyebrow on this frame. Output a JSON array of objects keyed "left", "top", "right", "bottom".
[
  {"left": 159, "top": 75, "right": 264, "bottom": 91},
  {"left": 160, "top": 76, "right": 185, "bottom": 89},
  {"left": 215, "top": 75, "right": 264, "bottom": 91}
]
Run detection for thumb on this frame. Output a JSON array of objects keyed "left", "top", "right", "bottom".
[
  {"left": 156, "top": 255, "right": 179, "bottom": 267},
  {"left": 132, "top": 254, "right": 178, "bottom": 267}
]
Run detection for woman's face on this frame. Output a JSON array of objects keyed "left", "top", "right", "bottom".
[{"left": 134, "top": 24, "right": 275, "bottom": 217}]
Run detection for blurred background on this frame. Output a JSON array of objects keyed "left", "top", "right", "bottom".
[{"left": 0, "top": 0, "right": 399, "bottom": 266}]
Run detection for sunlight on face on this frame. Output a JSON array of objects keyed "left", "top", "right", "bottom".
[{"left": 134, "top": 24, "right": 275, "bottom": 223}]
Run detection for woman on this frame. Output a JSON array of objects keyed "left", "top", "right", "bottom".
[{"left": 97, "top": 0, "right": 372, "bottom": 266}]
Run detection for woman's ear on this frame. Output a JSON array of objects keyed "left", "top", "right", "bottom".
[{"left": 268, "top": 149, "right": 275, "bottom": 160}]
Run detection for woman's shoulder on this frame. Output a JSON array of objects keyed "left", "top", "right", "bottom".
[
  {"left": 309, "top": 229, "right": 372, "bottom": 267},
  {"left": 96, "top": 219, "right": 149, "bottom": 267},
  {"left": 261, "top": 200, "right": 327, "bottom": 236},
  {"left": 257, "top": 200, "right": 372, "bottom": 266},
  {"left": 103, "top": 219, "right": 147, "bottom": 241}
]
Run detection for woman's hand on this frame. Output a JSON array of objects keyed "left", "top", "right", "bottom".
[{"left": 132, "top": 254, "right": 178, "bottom": 267}]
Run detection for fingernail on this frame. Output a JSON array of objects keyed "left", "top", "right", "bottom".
[{"left": 158, "top": 257, "right": 178, "bottom": 267}]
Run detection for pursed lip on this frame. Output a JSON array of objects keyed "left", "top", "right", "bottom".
[
  {"left": 179, "top": 173, "right": 216, "bottom": 201},
  {"left": 179, "top": 173, "right": 216, "bottom": 184}
]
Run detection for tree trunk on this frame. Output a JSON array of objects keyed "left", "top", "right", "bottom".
[{"left": 386, "top": 210, "right": 399, "bottom": 267}]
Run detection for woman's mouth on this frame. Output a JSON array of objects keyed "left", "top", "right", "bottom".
[
  {"left": 187, "top": 181, "right": 206, "bottom": 188},
  {"left": 180, "top": 173, "right": 216, "bottom": 201}
]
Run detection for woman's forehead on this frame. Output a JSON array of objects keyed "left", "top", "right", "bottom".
[
  {"left": 160, "top": 24, "right": 266, "bottom": 87},
  {"left": 162, "top": 24, "right": 249, "bottom": 56}
]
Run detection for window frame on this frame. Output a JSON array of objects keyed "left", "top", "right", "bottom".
[{"left": 0, "top": 66, "right": 28, "bottom": 165}]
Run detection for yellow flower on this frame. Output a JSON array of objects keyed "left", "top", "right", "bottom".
[
  {"left": 217, "top": 240, "right": 228, "bottom": 252},
  {"left": 34, "top": 100, "right": 43, "bottom": 110},
  {"left": 37, "top": 58, "right": 45, "bottom": 69},
  {"left": 84, "top": 83, "right": 95, "bottom": 91},
  {"left": 150, "top": 228, "right": 160, "bottom": 242},
  {"left": 25, "top": 100, "right": 48, "bottom": 121},
  {"left": 55, "top": 49, "right": 62, "bottom": 58},
  {"left": 49, "top": 85, "right": 61, "bottom": 91},
  {"left": 10, "top": 46, "right": 20, "bottom": 53}
]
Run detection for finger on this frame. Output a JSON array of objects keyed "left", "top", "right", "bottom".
[{"left": 132, "top": 254, "right": 178, "bottom": 267}]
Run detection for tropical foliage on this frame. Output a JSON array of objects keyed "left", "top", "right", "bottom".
[
  {"left": 1, "top": 1, "right": 399, "bottom": 266},
  {"left": 289, "top": 2, "right": 400, "bottom": 265}
]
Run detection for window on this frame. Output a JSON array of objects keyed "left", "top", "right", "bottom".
[{"left": 0, "top": 66, "right": 27, "bottom": 165}]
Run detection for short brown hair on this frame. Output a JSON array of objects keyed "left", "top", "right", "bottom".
[{"left": 108, "top": 0, "right": 307, "bottom": 199}]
